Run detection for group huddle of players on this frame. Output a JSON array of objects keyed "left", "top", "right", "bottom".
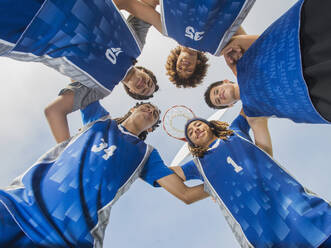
[{"left": 0, "top": 0, "right": 330, "bottom": 247}]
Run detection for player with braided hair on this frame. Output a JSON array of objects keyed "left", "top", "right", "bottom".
[
  {"left": 0, "top": 100, "right": 209, "bottom": 247},
  {"left": 44, "top": 4, "right": 160, "bottom": 144},
  {"left": 186, "top": 119, "right": 234, "bottom": 158},
  {"left": 170, "top": 111, "right": 331, "bottom": 247}
]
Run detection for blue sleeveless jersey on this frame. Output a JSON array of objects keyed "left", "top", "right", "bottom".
[
  {"left": 160, "top": 0, "right": 255, "bottom": 55},
  {"left": 183, "top": 115, "right": 331, "bottom": 247},
  {"left": 0, "top": 102, "right": 171, "bottom": 247},
  {"left": 0, "top": 0, "right": 142, "bottom": 95},
  {"left": 237, "top": 0, "right": 329, "bottom": 124}
]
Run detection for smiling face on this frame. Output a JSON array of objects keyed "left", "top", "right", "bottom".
[
  {"left": 124, "top": 67, "right": 155, "bottom": 97},
  {"left": 130, "top": 103, "right": 160, "bottom": 131},
  {"left": 176, "top": 47, "right": 198, "bottom": 79},
  {"left": 186, "top": 120, "right": 215, "bottom": 148},
  {"left": 209, "top": 80, "right": 238, "bottom": 107}
]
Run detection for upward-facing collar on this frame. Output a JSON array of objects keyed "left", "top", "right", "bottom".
[{"left": 118, "top": 124, "right": 139, "bottom": 139}]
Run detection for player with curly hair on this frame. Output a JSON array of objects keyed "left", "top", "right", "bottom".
[{"left": 123, "top": 0, "right": 253, "bottom": 87}]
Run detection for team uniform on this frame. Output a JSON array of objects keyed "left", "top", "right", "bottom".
[
  {"left": 0, "top": 0, "right": 143, "bottom": 96},
  {"left": 237, "top": 0, "right": 331, "bottom": 123},
  {"left": 58, "top": 15, "right": 152, "bottom": 111},
  {"left": 181, "top": 115, "right": 331, "bottom": 247},
  {"left": 0, "top": 101, "right": 173, "bottom": 247},
  {"left": 160, "top": 0, "right": 255, "bottom": 55}
]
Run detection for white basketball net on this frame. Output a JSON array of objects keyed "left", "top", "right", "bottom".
[{"left": 163, "top": 105, "right": 195, "bottom": 140}]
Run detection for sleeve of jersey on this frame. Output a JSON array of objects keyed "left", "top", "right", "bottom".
[
  {"left": 80, "top": 101, "right": 109, "bottom": 125},
  {"left": 181, "top": 160, "right": 203, "bottom": 181},
  {"left": 230, "top": 114, "right": 252, "bottom": 141},
  {"left": 140, "top": 149, "right": 174, "bottom": 187}
]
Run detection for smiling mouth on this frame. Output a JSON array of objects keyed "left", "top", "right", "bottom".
[
  {"left": 220, "top": 90, "right": 225, "bottom": 100},
  {"left": 181, "top": 59, "right": 191, "bottom": 66},
  {"left": 136, "top": 78, "right": 145, "bottom": 89},
  {"left": 196, "top": 130, "right": 205, "bottom": 139}
]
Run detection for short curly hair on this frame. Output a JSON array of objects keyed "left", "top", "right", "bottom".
[
  {"left": 165, "top": 46, "right": 209, "bottom": 88},
  {"left": 204, "top": 81, "right": 235, "bottom": 109},
  {"left": 123, "top": 66, "right": 159, "bottom": 100}
]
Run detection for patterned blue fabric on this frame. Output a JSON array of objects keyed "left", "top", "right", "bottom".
[
  {"left": 182, "top": 114, "right": 251, "bottom": 181},
  {"left": 0, "top": 0, "right": 44, "bottom": 44},
  {"left": 182, "top": 114, "right": 331, "bottom": 247},
  {"left": 197, "top": 135, "right": 331, "bottom": 247},
  {"left": 0, "top": 0, "right": 141, "bottom": 93},
  {"left": 160, "top": 0, "right": 255, "bottom": 55},
  {"left": 181, "top": 160, "right": 202, "bottom": 181},
  {"left": 237, "top": 0, "right": 329, "bottom": 124},
  {"left": 0, "top": 102, "right": 172, "bottom": 247},
  {"left": 230, "top": 114, "right": 251, "bottom": 141},
  {"left": 0, "top": 201, "right": 36, "bottom": 247}
]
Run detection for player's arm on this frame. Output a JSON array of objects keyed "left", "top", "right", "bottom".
[
  {"left": 234, "top": 26, "right": 247, "bottom": 35},
  {"left": 116, "top": 0, "right": 162, "bottom": 33},
  {"left": 156, "top": 174, "right": 209, "bottom": 205},
  {"left": 142, "top": 151, "right": 208, "bottom": 205},
  {"left": 44, "top": 91, "right": 74, "bottom": 143},
  {"left": 221, "top": 35, "right": 259, "bottom": 76},
  {"left": 140, "top": 0, "right": 159, "bottom": 8},
  {"left": 246, "top": 116, "right": 273, "bottom": 157},
  {"left": 158, "top": 162, "right": 208, "bottom": 204},
  {"left": 45, "top": 81, "right": 108, "bottom": 143}
]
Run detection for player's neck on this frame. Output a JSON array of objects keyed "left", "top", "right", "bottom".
[
  {"left": 121, "top": 118, "right": 143, "bottom": 137},
  {"left": 234, "top": 84, "right": 240, "bottom": 100},
  {"left": 206, "top": 135, "right": 218, "bottom": 148}
]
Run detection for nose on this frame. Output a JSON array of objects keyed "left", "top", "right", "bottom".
[{"left": 194, "top": 127, "right": 201, "bottom": 135}]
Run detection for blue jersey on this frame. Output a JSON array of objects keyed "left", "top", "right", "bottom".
[
  {"left": 160, "top": 0, "right": 255, "bottom": 55},
  {"left": 236, "top": 0, "right": 329, "bottom": 124},
  {"left": 181, "top": 115, "right": 331, "bottom": 247},
  {"left": 0, "top": 101, "right": 173, "bottom": 247},
  {"left": 0, "top": 0, "right": 142, "bottom": 95}
]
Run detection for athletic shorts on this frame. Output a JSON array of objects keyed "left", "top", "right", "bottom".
[{"left": 58, "top": 81, "right": 108, "bottom": 112}]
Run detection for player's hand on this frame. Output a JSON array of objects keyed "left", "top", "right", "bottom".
[
  {"left": 222, "top": 44, "right": 243, "bottom": 76},
  {"left": 223, "top": 46, "right": 243, "bottom": 65}
]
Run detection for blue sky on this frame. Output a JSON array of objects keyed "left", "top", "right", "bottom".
[{"left": 0, "top": 0, "right": 331, "bottom": 247}]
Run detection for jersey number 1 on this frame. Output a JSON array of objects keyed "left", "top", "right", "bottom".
[{"left": 227, "top": 156, "right": 243, "bottom": 173}]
